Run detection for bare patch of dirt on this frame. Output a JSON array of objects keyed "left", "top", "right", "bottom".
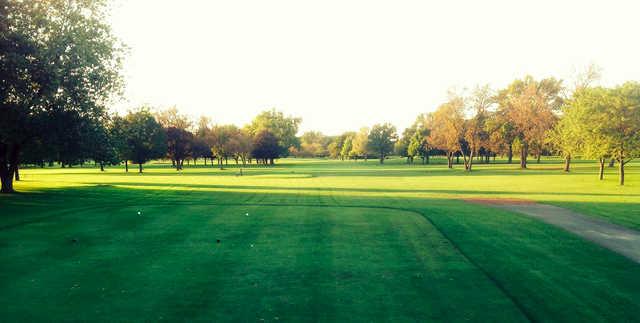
[{"left": 462, "top": 198, "right": 536, "bottom": 205}]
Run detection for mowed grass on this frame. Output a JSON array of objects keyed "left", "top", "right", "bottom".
[{"left": 0, "top": 158, "right": 639, "bottom": 321}]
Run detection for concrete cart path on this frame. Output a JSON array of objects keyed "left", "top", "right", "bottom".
[{"left": 465, "top": 199, "right": 640, "bottom": 264}]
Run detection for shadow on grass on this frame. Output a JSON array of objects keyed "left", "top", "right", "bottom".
[{"left": 80, "top": 181, "right": 640, "bottom": 198}]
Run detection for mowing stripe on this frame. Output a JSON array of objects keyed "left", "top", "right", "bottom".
[{"left": 1, "top": 200, "right": 535, "bottom": 321}]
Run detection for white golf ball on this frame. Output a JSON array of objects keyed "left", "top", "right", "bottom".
[{"left": 137, "top": 211, "right": 141, "bottom": 215}]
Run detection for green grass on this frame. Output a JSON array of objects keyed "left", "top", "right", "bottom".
[{"left": 1, "top": 158, "right": 639, "bottom": 321}]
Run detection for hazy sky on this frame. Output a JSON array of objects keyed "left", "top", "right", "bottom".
[{"left": 109, "top": 0, "right": 640, "bottom": 135}]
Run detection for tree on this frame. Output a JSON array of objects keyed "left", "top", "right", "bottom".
[
  {"left": 121, "top": 108, "right": 167, "bottom": 173},
  {"left": 407, "top": 131, "right": 429, "bottom": 164},
  {"left": 155, "top": 106, "right": 192, "bottom": 130},
  {"left": 87, "top": 117, "right": 118, "bottom": 171},
  {"left": 232, "top": 129, "right": 253, "bottom": 165},
  {"left": 252, "top": 130, "right": 280, "bottom": 165},
  {"left": 497, "top": 76, "right": 563, "bottom": 168},
  {"left": 299, "top": 131, "right": 329, "bottom": 157},
  {"left": 368, "top": 123, "right": 397, "bottom": 164},
  {"left": 247, "top": 109, "right": 301, "bottom": 157},
  {"left": 550, "top": 95, "right": 587, "bottom": 172},
  {"left": 1, "top": 0, "right": 124, "bottom": 192},
  {"left": 193, "top": 116, "right": 213, "bottom": 165},
  {"left": 350, "top": 127, "right": 370, "bottom": 161},
  {"left": 463, "top": 85, "right": 494, "bottom": 171},
  {"left": 208, "top": 125, "right": 235, "bottom": 169},
  {"left": 591, "top": 83, "right": 640, "bottom": 185},
  {"left": 430, "top": 96, "right": 465, "bottom": 168},
  {"left": 110, "top": 115, "right": 131, "bottom": 172},
  {"left": 166, "top": 127, "right": 193, "bottom": 170},
  {"left": 396, "top": 127, "right": 416, "bottom": 163},
  {"left": 190, "top": 137, "right": 212, "bottom": 165},
  {"left": 340, "top": 136, "right": 354, "bottom": 160}
]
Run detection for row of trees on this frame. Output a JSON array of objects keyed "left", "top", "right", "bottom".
[
  {"left": 19, "top": 107, "right": 302, "bottom": 174},
  {"left": 1, "top": 0, "right": 637, "bottom": 193},
  {"left": 320, "top": 73, "right": 639, "bottom": 185}
]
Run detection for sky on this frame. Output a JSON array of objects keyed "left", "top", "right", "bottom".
[{"left": 108, "top": 0, "right": 640, "bottom": 135}]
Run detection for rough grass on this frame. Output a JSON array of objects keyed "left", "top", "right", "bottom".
[{"left": 0, "top": 157, "right": 638, "bottom": 321}]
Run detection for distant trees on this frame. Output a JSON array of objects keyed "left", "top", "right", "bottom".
[
  {"left": 298, "top": 131, "right": 329, "bottom": 158},
  {"left": 368, "top": 123, "right": 398, "bottom": 164}
]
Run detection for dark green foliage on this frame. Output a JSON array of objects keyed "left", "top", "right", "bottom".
[
  {"left": 120, "top": 108, "right": 167, "bottom": 173},
  {"left": 252, "top": 130, "right": 280, "bottom": 164}
]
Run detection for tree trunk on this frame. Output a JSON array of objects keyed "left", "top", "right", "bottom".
[
  {"left": 447, "top": 152, "right": 453, "bottom": 169},
  {"left": 467, "top": 151, "right": 474, "bottom": 171},
  {"left": 125, "top": 160, "right": 129, "bottom": 172},
  {"left": 100, "top": 162, "right": 104, "bottom": 172},
  {"left": 0, "top": 170, "right": 13, "bottom": 193},
  {"left": 0, "top": 144, "right": 19, "bottom": 193},
  {"left": 536, "top": 153, "right": 541, "bottom": 164},
  {"left": 608, "top": 158, "right": 615, "bottom": 168},
  {"left": 270, "top": 158, "right": 274, "bottom": 165},
  {"left": 456, "top": 154, "right": 460, "bottom": 164},
  {"left": 598, "top": 158, "right": 605, "bottom": 180},
  {"left": 138, "top": 163, "right": 143, "bottom": 173},
  {"left": 426, "top": 153, "right": 430, "bottom": 164},
  {"left": 379, "top": 154, "right": 384, "bottom": 164},
  {"left": 563, "top": 155, "right": 571, "bottom": 172},
  {"left": 619, "top": 154, "right": 625, "bottom": 186},
  {"left": 507, "top": 144, "right": 513, "bottom": 164},
  {"left": 14, "top": 165, "right": 20, "bottom": 181},
  {"left": 520, "top": 143, "right": 528, "bottom": 169}
]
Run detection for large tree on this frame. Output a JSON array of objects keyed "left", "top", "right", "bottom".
[
  {"left": 1, "top": 0, "right": 124, "bottom": 192},
  {"left": 368, "top": 123, "right": 397, "bottom": 164}
]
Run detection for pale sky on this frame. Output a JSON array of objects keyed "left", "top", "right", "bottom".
[{"left": 109, "top": 0, "right": 640, "bottom": 135}]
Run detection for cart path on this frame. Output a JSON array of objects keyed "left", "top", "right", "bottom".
[{"left": 465, "top": 199, "right": 640, "bottom": 264}]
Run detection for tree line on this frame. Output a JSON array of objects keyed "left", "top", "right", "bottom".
[
  {"left": 318, "top": 74, "right": 639, "bottom": 185},
  {"left": 1, "top": 0, "right": 638, "bottom": 193}
]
